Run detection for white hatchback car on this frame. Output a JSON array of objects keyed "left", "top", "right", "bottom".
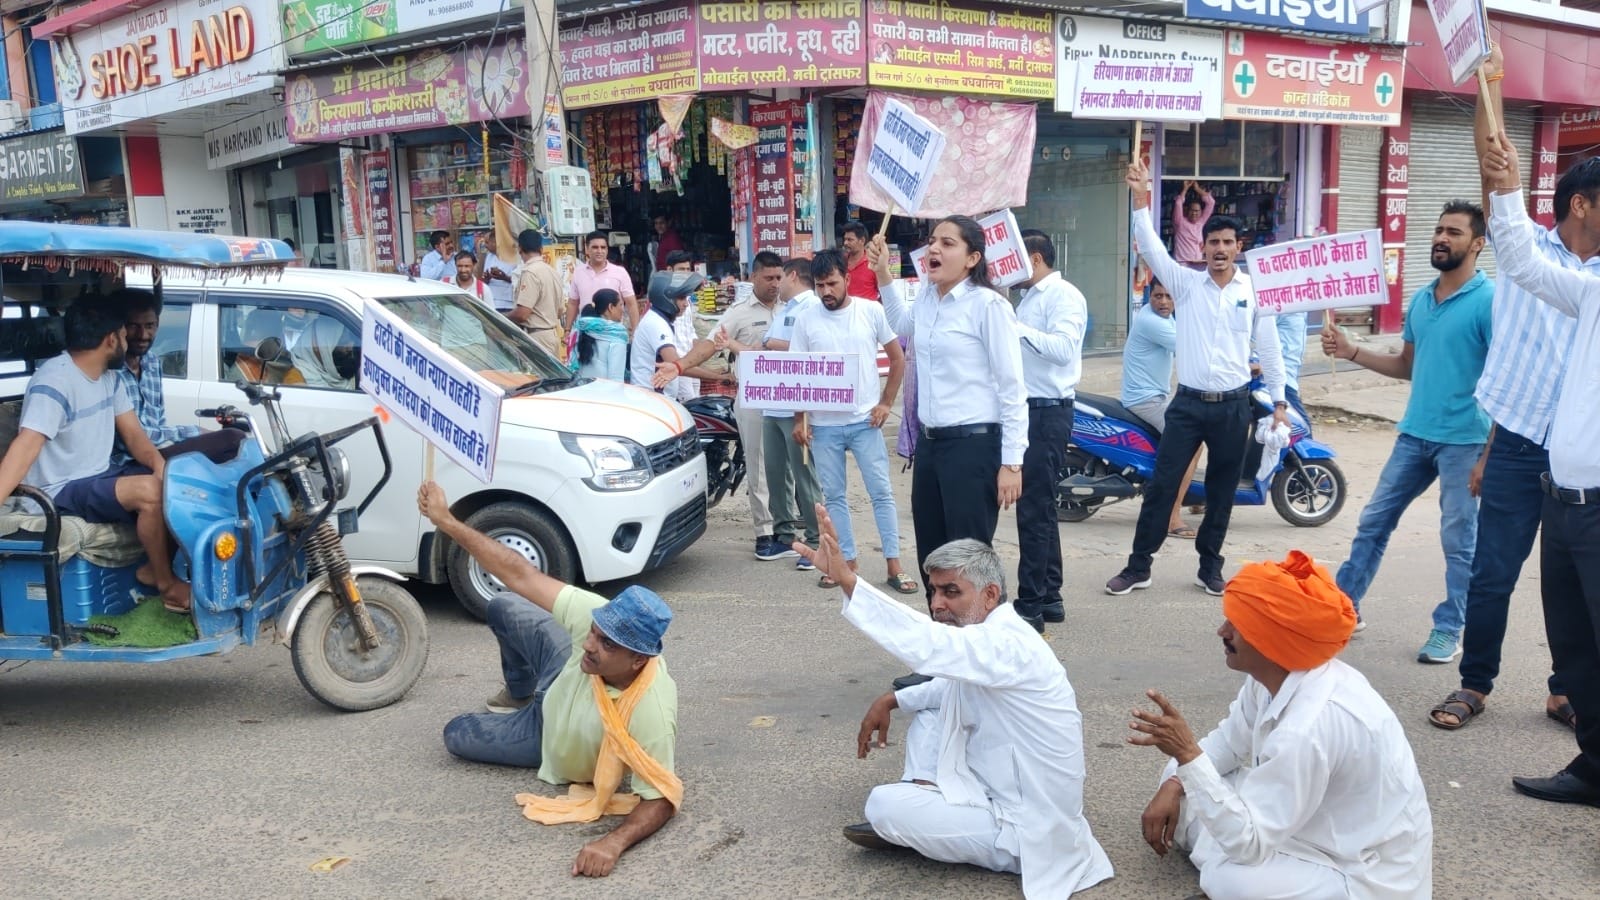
[{"left": 140, "top": 269, "right": 707, "bottom": 617}]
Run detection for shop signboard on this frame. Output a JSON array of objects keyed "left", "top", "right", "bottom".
[
  {"left": 281, "top": 0, "right": 507, "bottom": 55},
  {"left": 750, "top": 100, "right": 803, "bottom": 257},
  {"left": 361, "top": 301, "right": 502, "bottom": 484},
  {"left": 205, "top": 108, "right": 293, "bottom": 170},
  {"left": 1245, "top": 230, "right": 1386, "bottom": 314},
  {"left": 1222, "top": 30, "right": 1405, "bottom": 127},
  {"left": 865, "top": 0, "right": 1055, "bottom": 99},
  {"left": 1183, "top": 0, "right": 1371, "bottom": 36},
  {"left": 1422, "top": 0, "right": 1491, "bottom": 85},
  {"left": 558, "top": 2, "right": 699, "bottom": 110},
  {"left": 698, "top": 1, "right": 866, "bottom": 92},
  {"left": 47, "top": 0, "right": 286, "bottom": 136},
  {"left": 1054, "top": 15, "right": 1224, "bottom": 120},
  {"left": 285, "top": 37, "right": 531, "bottom": 142},
  {"left": 0, "top": 131, "right": 84, "bottom": 203},
  {"left": 736, "top": 352, "right": 863, "bottom": 414}
]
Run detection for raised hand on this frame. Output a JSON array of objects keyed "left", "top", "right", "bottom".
[
  {"left": 1127, "top": 689, "right": 1202, "bottom": 764},
  {"left": 793, "top": 502, "right": 858, "bottom": 596}
]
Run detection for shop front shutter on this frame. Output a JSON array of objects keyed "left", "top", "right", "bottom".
[
  {"left": 1403, "top": 99, "right": 1534, "bottom": 301},
  {"left": 1336, "top": 126, "right": 1383, "bottom": 234}
]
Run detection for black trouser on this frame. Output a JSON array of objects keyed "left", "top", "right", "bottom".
[
  {"left": 1538, "top": 488, "right": 1600, "bottom": 785},
  {"left": 912, "top": 429, "right": 1000, "bottom": 605},
  {"left": 1127, "top": 389, "right": 1251, "bottom": 580},
  {"left": 1016, "top": 404, "right": 1072, "bottom": 619},
  {"left": 159, "top": 429, "right": 249, "bottom": 463}
]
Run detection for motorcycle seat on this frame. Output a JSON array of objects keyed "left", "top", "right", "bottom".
[{"left": 1075, "top": 392, "right": 1160, "bottom": 437}]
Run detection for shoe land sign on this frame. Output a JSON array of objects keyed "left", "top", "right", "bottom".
[{"left": 1245, "top": 229, "right": 1386, "bottom": 315}]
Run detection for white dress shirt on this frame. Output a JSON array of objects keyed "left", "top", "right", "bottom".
[
  {"left": 843, "top": 580, "right": 1114, "bottom": 898},
  {"left": 419, "top": 248, "right": 450, "bottom": 282},
  {"left": 881, "top": 278, "right": 1029, "bottom": 465},
  {"left": 1015, "top": 271, "right": 1088, "bottom": 400},
  {"left": 1164, "top": 659, "right": 1433, "bottom": 899},
  {"left": 1132, "top": 207, "right": 1286, "bottom": 403},
  {"left": 1487, "top": 189, "right": 1600, "bottom": 488}
]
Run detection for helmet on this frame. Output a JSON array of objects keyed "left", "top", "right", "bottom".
[{"left": 647, "top": 270, "right": 706, "bottom": 316}]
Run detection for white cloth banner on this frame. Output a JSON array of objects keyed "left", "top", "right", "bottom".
[
  {"left": 359, "top": 300, "right": 503, "bottom": 484},
  {"left": 1424, "top": 0, "right": 1492, "bottom": 85},
  {"left": 1244, "top": 230, "right": 1386, "bottom": 315},
  {"left": 1055, "top": 15, "right": 1224, "bottom": 120},
  {"left": 736, "top": 352, "right": 862, "bottom": 412},
  {"left": 865, "top": 99, "right": 947, "bottom": 214},
  {"left": 907, "top": 209, "right": 1031, "bottom": 289}
]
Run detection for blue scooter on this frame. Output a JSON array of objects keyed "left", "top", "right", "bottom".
[{"left": 1057, "top": 379, "right": 1346, "bottom": 527}]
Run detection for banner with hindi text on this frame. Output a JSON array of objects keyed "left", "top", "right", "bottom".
[
  {"left": 699, "top": 0, "right": 866, "bottom": 92},
  {"left": 1245, "top": 230, "right": 1385, "bottom": 315}
]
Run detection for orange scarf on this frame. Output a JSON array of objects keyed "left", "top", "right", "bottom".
[{"left": 515, "top": 658, "right": 683, "bottom": 824}]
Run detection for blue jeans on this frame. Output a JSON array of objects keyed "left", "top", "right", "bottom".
[
  {"left": 1459, "top": 427, "right": 1562, "bottom": 696},
  {"left": 442, "top": 593, "right": 572, "bottom": 767},
  {"left": 812, "top": 420, "right": 900, "bottom": 562},
  {"left": 1335, "top": 433, "right": 1482, "bottom": 637}
]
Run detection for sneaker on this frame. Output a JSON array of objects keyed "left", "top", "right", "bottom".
[
  {"left": 1105, "top": 570, "right": 1152, "bottom": 595},
  {"left": 486, "top": 687, "right": 533, "bottom": 714},
  {"left": 891, "top": 673, "right": 933, "bottom": 690},
  {"left": 795, "top": 554, "right": 816, "bottom": 571},
  {"left": 1417, "top": 629, "right": 1462, "bottom": 664},
  {"left": 1353, "top": 614, "right": 1367, "bottom": 633},
  {"left": 756, "top": 535, "right": 798, "bottom": 561},
  {"left": 1195, "top": 573, "right": 1225, "bottom": 597}
]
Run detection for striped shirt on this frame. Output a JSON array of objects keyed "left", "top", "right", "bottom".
[
  {"left": 1476, "top": 221, "right": 1587, "bottom": 444},
  {"left": 113, "top": 359, "right": 202, "bottom": 465}
]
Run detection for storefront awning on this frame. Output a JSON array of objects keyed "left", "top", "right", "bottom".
[{"left": 31, "top": 0, "right": 165, "bottom": 38}]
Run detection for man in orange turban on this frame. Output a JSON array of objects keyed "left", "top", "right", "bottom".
[{"left": 1127, "top": 552, "right": 1434, "bottom": 898}]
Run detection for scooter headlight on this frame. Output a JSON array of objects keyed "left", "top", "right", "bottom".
[
  {"left": 560, "top": 433, "right": 652, "bottom": 490},
  {"left": 318, "top": 447, "right": 352, "bottom": 502}
]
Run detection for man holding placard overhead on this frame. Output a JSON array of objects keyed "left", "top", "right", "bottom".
[{"left": 1105, "top": 158, "right": 1287, "bottom": 600}]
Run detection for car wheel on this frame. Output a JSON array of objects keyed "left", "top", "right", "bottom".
[{"left": 446, "top": 502, "right": 577, "bottom": 619}]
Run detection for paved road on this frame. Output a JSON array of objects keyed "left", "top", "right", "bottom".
[{"left": 1, "top": 382, "right": 1592, "bottom": 898}]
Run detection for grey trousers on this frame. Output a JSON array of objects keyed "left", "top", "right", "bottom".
[{"left": 762, "top": 415, "right": 821, "bottom": 546}]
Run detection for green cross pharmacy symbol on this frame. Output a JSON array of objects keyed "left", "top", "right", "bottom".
[
  {"left": 1375, "top": 73, "right": 1396, "bottom": 106},
  {"left": 1233, "top": 62, "right": 1257, "bottom": 98}
]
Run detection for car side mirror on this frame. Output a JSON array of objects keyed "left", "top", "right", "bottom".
[
  {"left": 254, "top": 337, "right": 295, "bottom": 385},
  {"left": 255, "top": 337, "right": 285, "bottom": 362}
]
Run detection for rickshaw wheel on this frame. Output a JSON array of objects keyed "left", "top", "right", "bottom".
[{"left": 292, "top": 576, "right": 429, "bottom": 711}]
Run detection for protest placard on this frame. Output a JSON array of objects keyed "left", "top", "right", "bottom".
[
  {"left": 1244, "top": 230, "right": 1386, "bottom": 315},
  {"left": 736, "top": 352, "right": 863, "bottom": 413},
  {"left": 1424, "top": 0, "right": 1491, "bottom": 85},
  {"left": 907, "top": 209, "right": 1031, "bottom": 289},
  {"left": 864, "top": 98, "right": 946, "bottom": 215},
  {"left": 360, "top": 300, "right": 503, "bottom": 483},
  {"left": 1069, "top": 56, "right": 1216, "bottom": 122}
]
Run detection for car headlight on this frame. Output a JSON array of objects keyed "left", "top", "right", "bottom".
[{"left": 560, "top": 433, "right": 652, "bottom": 490}]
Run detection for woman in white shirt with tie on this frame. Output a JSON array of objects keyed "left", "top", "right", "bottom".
[{"left": 870, "top": 218, "right": 1029, "bottom": 606}]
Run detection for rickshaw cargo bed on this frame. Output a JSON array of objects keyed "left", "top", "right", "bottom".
[{"left": 0, "top": 546, "right": 139, "bottom": 636}]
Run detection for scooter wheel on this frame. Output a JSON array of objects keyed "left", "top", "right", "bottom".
[
  {"left": 1271, "top": 458, "right": 1347, "bottom": 527},
  {"left": 291, "top": 576, "right": 430, "bottom": 711}
]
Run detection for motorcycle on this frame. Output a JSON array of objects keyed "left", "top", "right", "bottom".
[
  {"left": 683, "top": 394, "right": 745, "bottom": 509},
  {"left": 1057, "top": 381, "right": 1346, "bottom": 527}
]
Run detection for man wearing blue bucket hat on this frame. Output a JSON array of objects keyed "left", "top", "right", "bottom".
[{"left": 419, "top": 481, "right": 681, "bottom": 878}]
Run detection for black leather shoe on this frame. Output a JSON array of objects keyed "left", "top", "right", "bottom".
[
  {"left": 1020, "top": 612, "right": 1045, "bottom": 633},
  {"left": 842, "top": 822, "right": 901, "bottom": 851},
  {"left": 891, "top": 672, "right": 933, "bottom": 690},
  {"left": 1040, "top": 602, "right": 1065, "bottom": 623},
  {"left": 1511, "top": 770, "right": 1600, "bottom": 807}
]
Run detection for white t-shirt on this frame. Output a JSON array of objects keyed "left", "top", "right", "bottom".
[
  {"left": 789, "top": 297, "right": 895, "bottom": 427},
  {"left": 630, "top": 309, "right": 676, "bottom": 390}
]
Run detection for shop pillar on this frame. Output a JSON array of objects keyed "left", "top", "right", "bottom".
[
  {"left": 1320, "top": 125, "right": 1341, "bottom": 235},
  {"left": 1532, "top": 115, "right": 1561, "bottom": 228},
  {"left": 1378, "top": 107, "right": 1411, "bottom": 334}
]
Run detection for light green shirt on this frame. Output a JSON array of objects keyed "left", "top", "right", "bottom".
[{"left": 537, "top": 586, "right": 678, "bottom": 800}]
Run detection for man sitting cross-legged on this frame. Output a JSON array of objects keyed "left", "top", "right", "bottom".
[
  {"left": 418, "top": 481, "right": 680, "bottom": 878},
  {"left": 0, "top": 296, "right": 190, "bottom": 611},
  {"left": 1130, "top": 552, "right": 1434, "bottom": 898},
  {"left": 798, "top": 508, "right": 1113, "bottom": 898}
]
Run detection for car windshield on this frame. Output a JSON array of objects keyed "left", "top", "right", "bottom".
[{"left": 375, "top": 293, "right": 570, "bottom": 390}]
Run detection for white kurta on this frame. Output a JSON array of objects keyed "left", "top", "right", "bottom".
[
  {"left": 1164, "top": 659, "right": 1433, "bottom": 899},
  {"left": 842, "top": 581, "right": 1114, "bottom": 898}
]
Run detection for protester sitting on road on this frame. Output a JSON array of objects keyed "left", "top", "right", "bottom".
[
  {"left": 418, "top": 480, "right": 681, "bottom": 878},
  {"left": 114, "top": 289, "right": 247, "bottom": 466},
  {"left": 800, "top": 509, "right": 1113, "bottom": 898},
  {"left": 1130, "top": 552, "right": 1433, "bottom": 898},
  {"left": 0, "top": 296, "right": 190, "bottom": 612},
  {"left": 569, "top": 290, "right": 629, "bottom": 381}
]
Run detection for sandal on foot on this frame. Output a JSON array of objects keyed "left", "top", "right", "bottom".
[
  {"left": 818, "top": 573, "right": 839, "bottom": 589},
  {"left": 1167, "top": 525, "right": 1198, "bottom": 540},
  {"left": 1547, "top": 700, "right": 1577, "bottom": 730},
  {"left": 886, "top": 573, "right": 919, "bottom": 594},
  {"left": 1428, "top": 689, "right": 1484, "bottom": 730}
]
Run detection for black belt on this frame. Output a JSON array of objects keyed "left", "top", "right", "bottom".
[
  {"left": 1177, "top": 384, "right": 1249, "bottom": 403},
  {"left": 1542, "top": 472, "right": 1600, "bottom": 505},
  {"left": 1027, "top": 396, "right": 1073, "bottom": 409},
  {"left": 921, "top": 423, "right": 999, "bottom": 440}
]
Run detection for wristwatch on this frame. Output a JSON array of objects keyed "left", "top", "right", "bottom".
[{"left": 1002, "top": 464, "right": 1022, "bottom": 473}]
